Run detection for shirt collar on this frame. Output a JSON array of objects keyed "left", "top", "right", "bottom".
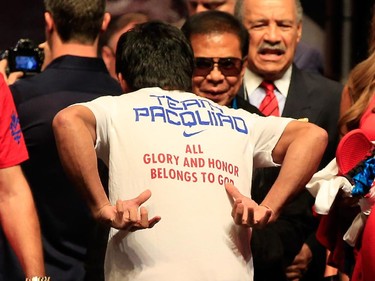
[{"left": 244, "top": 65, "right": 292, "bottom": 98}]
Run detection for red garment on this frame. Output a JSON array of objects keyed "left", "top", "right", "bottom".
[
  {"left": 359, "top": 95, "right": 375, "bottom": 140},
  {"left": 317, "top": 95, "right": 375, "bottom": 279},
  {"left": 352, "top": 96, "right": 375, "bottom": 281},
  {"left": 0, "top": 74, "right": 28, "bottom": 168},
  {"left": 316, "top": 197, "right": 360, "bottom": 275}
]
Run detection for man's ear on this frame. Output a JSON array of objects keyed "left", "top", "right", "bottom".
[
  {"left": 101, "top": 12, "right": 111, "bottom": 32},
  {"left": 117, "top": 73, "right": 129, "bottom": 92},
  {"left": 44, "top": 12, "right": 54, "bottom": 33}
]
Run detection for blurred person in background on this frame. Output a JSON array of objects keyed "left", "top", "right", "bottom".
[
  {"left": 99, "top": 12, "right": 148, "bottom": 79},
  {"left": 106, "top": 0, "right": 188, "bottom": 27}
]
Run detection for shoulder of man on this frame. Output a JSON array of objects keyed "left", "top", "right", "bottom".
[{"left": 291, "top": 65, "right": 343, "bottom": 95}]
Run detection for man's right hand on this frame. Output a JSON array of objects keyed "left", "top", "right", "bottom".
[{"left": 96, "top": 189, "right": 161, "bottom": 231}]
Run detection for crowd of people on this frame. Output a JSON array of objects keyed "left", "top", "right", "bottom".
[{"left": 0, "top": 0, "right": 374, "bottom": 281}]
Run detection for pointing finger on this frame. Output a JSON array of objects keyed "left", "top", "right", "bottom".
[{"left": 133, "top": 189, "right": 152, "bottom": 205}]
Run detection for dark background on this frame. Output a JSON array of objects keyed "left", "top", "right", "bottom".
[
  {"left": 1, "top": 0, "right": 45, "bottom": 50},
  {"left": 0, "top": 0, "right": 374, "bottom": 82}
]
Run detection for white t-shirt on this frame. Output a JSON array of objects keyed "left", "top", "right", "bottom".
[{"left": 83, "top": 87, "right": 292, "bottom": 281}]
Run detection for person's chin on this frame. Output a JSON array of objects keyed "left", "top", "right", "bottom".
[
  {"left": 258, "top": 52, "right": 284, "bottom": 62},
  {"left": 201, "top": 92, "right": 224, "bottom": 101},
  {"left": 254, "top": 62, "right": 287, "bottom": 78}
]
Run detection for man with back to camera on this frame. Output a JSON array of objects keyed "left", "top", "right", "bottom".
[
  {"left": 234, "top": 0, "right": 343, "bottom": 280},
  {"left": 3, "top": 0, "right": 122, "bottom": 280},
  {"left": 52, "top": 21, "right": 328, "bottom": 281}
]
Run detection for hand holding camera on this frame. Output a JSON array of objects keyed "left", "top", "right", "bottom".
[
  {"left": 0, "top": 38, "right": 44, "bottom": 84},
  {"left": 0, "top": 59, "right": 23, "bottom": 85}
]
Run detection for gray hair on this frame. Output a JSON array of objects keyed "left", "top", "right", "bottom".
[{"left": 234, "top": 0, "right": 303, "bottom": 23}]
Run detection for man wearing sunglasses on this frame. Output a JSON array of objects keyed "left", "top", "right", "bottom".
[{"left": 181, "top": 10, "right": 261, "bottom": 114}]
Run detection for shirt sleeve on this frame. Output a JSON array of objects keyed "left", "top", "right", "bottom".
[
  {"left": 251, "top": 115, "right": 294, "bottom": 168},
  {"left": 0, "top": 74, "right": 28, "bottom": 168},
  {"left": 78, "top": 96, "right": 115, "bottom": 165}
]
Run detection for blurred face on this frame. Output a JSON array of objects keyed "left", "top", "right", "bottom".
[
  {"left": 187, "top": 0, "right": 237, "bottom": 15},
  {"left": 102, "top": 21, "right": 146, "bottom": 79},
  {"left": 242, "top": 0, "right": 302, "bottom": 80},
  {"left": 191, "top": 32, "right": 246, "bottom": 106}
]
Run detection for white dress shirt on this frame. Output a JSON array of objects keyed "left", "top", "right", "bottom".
[{"left": 243, "top": 66, "right": 292, "bottom": 115}]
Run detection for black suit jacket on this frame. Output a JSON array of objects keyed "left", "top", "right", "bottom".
[
  {"left": 283, "top": 65, "right": 342, "bottom": 166},
  {"left": 238, "top": 65, "right": 343, "bottom": 281}
]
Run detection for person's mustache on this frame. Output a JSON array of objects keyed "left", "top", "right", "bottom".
[{"left": 257, "top": 42, "right": 286, "bottom": 54}]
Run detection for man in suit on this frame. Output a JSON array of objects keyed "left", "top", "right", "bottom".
[
  {"left": 2, "top": 0, "right": 122, "bottom": 280},
  {"left": 234, "top": 0, "right": 343, "bottom": 280}
]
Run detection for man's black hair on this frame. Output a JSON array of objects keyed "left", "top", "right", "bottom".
[
  {"left": 115, "top": 21, "right": 194, "bottom": 92},
  {"left": 181, "top": 10, "right": 249, "bottom": 58}
]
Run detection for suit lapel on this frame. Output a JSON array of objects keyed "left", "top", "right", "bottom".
[{"left": 282, "top": 65, "right": 312, "bottom": 119}]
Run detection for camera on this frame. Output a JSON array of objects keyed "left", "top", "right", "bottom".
[{"left": 1, "top": 39, "right": 44, "bottom": 76}]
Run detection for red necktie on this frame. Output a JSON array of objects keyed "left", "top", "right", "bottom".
[{"left": 259, "top": 81, "right": 280, "bottom": 116}]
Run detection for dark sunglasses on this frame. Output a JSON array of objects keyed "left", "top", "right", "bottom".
[{"left": 193, "top": 57, "right": 246, "bottom": 77}]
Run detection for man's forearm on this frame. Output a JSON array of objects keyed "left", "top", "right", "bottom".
[
  {"left": 263, "top": 124, "right": 328, "bottom": 219},
  {"left": 0, "top": 167, "right": 45, "bottom": 277},
  {"left": 53, "top": 106, "right": 110, "bottom": 218}
]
